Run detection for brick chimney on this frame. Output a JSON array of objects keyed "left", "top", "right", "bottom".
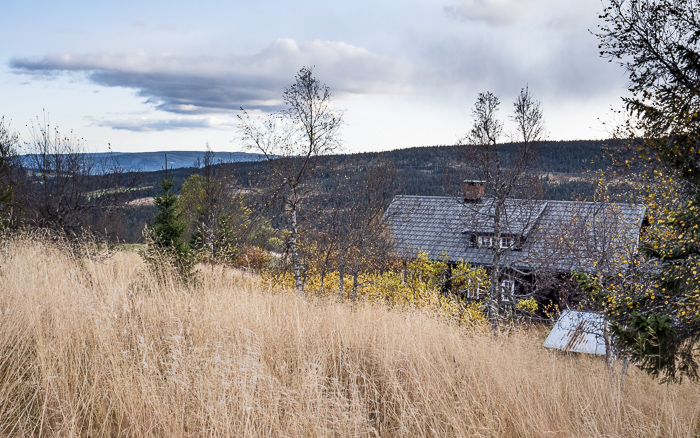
[{"left": 463, "top": 180, "right": 485, "bottom": 203}]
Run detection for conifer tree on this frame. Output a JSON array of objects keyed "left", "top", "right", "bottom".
[
  {"left": 595, "top": 0, "right": 700, "bottom": 381},
  {"left": 147, "top": 157, "right": 193, "bottom": 280}
]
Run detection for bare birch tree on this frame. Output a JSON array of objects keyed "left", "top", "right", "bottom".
[
  {"left": 0, "top": 117, "right": 21, "bottom": 229},
  {"left": 333, "top": 160, "right": 399, "bottom": 302},
  {"left": 461, "top": 87, "right": 545, "bottom": 331},
  {"left": 238, "top": 67, "right": 343, "bottom": 295},
  {"left": 21, "top": 116, "right": 135, "bottom": 235}
]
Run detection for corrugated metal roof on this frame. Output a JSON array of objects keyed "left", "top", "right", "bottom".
[
  {"left": 384, "top": 195, "right": 646, "bottom": 274},
  {"left": 542, "top": 310, "right": 607, "bottom": 355}
]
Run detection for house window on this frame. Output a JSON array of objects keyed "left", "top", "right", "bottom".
[
  {"left": 476, "top": 235, "right": 493, "bottom": 248},
  {"left": 466, "top": 278, "right": 481, "bottom": 298},
  {"left": 500, "top": 237, "right": 513, "bottom": 249},
  {"left": 475, "top": 235, "right": 517, "bottom": 250},
  {"left": 500, "top": 279, "right": 515, "bottom": 301}
]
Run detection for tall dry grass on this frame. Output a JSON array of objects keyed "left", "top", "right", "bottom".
[{"left": 0, "top": 236, "right": 698, "bottom": 437}]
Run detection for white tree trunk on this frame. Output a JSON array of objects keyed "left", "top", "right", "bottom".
[
  {"left": 338, "top": 250, "right": 345, "bottom": 302},
  {"left": 289, "top": 206, "right": 303, "bottom": 295},
  {"left": 351, "top": 258, "right": 361, "bottom": 304},
  {"left": 488, "top": 206, "right": 502, "bottom": 333}
]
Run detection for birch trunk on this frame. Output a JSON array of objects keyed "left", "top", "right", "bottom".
[
  {"left": 338, "top": 250, "right": 345, "bottom": 302},
  {"left": 487, "top": 150, "right": 504, "bottom": 334},
  {"left": 488, "top": 202, "right": 502, "bottom": 333},
  {"left": 351, "top": 258, "right": 361, "bottom": 304},
  {"left": 289, "top": 206, "right": 303, "bottom": 295}
]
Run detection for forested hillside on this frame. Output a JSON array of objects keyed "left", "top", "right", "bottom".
[
  {"left": 101, "top": 139, "right": 624, "bottom": 243},
  {"left": 134, "top": 139, "right": 617, "bottom": 194}
]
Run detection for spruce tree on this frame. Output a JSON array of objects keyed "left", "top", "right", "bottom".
[
  {"left": 596, "top": 0, "right": 700, "bottom": 382},
  {"left": 148, "top": 158, "right": 193, "bottom": 280}
]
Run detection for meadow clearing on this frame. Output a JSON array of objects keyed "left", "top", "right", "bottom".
[{"left": 0, "top": 235, "right": 698, "bottom": 437}]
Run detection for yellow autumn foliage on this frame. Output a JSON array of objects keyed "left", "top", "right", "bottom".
[
  {"left": 265, "top": 252, "right": 489, "bottom": 325},
  {"left": 516, "top": 297, "right": 538, "bottom": 314}
]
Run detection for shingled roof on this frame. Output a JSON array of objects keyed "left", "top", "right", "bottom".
[{"left": 385, "top": 195, "right": 646, "bottom": 274}]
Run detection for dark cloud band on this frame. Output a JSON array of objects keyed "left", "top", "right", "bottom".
[{"left": 10, "top": 39, "right": 411, "bottom": 115}]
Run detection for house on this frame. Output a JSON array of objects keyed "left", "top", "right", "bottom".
[{"left": 384, "top": 180, "right": 646, "bottom": 301}]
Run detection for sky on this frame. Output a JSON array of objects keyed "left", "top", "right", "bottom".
[{"left": 1, "top": 0, "right": 630, "bottom": 154}]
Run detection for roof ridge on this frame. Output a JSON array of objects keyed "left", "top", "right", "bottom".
[{"left": 393, "top": 194, "right": 644, "bottom": 209}]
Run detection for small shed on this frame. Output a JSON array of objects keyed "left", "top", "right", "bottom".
[{"left": 542, "top": 310, "right": 607, "bottom": 355}]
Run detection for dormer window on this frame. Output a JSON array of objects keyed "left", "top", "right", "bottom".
[
  {"left": 500, "top": 236, "right": 513, "bottom": 249},
  {"left": 476, "top": 235, "right": 494, "bottom": 248},
  {"left": 473, "top": 234, "right": 519, "bottom": 250}
]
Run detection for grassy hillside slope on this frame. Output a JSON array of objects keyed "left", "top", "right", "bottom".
[{"left": 0, "top": 237, "right": 697, "bottom": 437}]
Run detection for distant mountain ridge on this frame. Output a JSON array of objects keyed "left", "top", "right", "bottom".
[{"left": 20, "top": 150, "right": 262, "bottom": 173}]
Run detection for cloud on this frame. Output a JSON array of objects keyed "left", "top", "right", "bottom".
[
  {"left": 444, "top": 0, "right": 596, "bottom": 28},
  {"left": 97, "top": 116, "right": 235, "bottom": 132},
  {"left": 422, "top": 34, "right": 617, "bottom": 100},
  {"left": 422, "top": 0, "right": 624, "bottom": 103},
  {"left": 445, "top": 0, "right": 527, "bottom": 26},
  {"left": 10, "top": 39, "right": 411, "bottom": 115}
]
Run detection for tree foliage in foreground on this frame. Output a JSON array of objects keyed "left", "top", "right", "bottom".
[{"left": 596, "top": 0, "right": 700, "bottom": 382}]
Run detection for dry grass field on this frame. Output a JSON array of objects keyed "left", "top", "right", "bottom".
[{"left": 0, "top": 236, "right": 698, "bottom": 437}]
